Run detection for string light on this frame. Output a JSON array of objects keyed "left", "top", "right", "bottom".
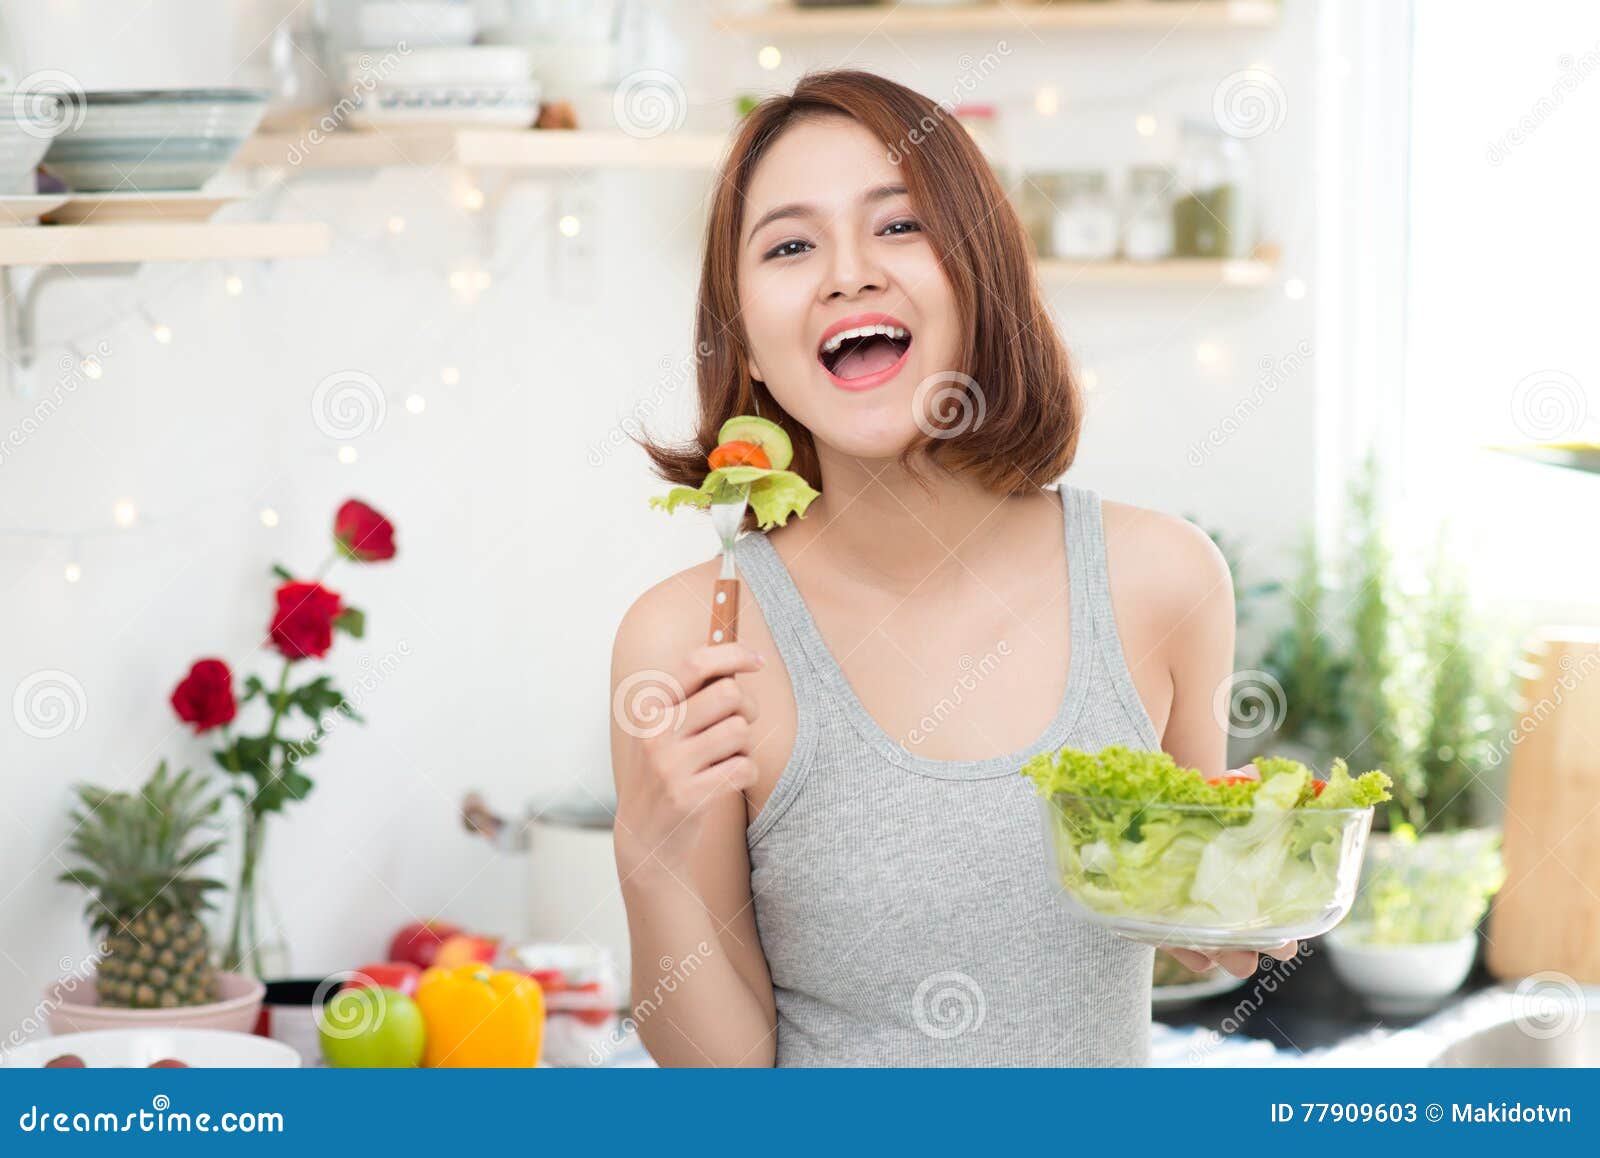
[
  {"left": 64, "top": 561, "right": 82, "bottom": 584},
  {"left": 152, "top": 322, "right": 173, "bottom": 344},
  {"left": 448, "top": 267, "right": 492, "bottom": 301},
  {"left": 337, "top": 446, "right": 358, "bottom": 465},
  {"left": 224, "top": 274, "right": 244, "bottom": 296},
  {"left": 405, "top": 394, "right": 426, "bottom": 414},
  {"left": 1135, "top": 113, "right": 1158, "bottom": 137},
  {"left": 80, "top": 354, "right": 103, "bottom": 380},
  {"left": 459, "top": 186, "right": 486, "bottom": 212},
  {"left": 440, "top": 366, "right": 460, "bottom": 386},
  {"left": 260, "top": 508, "right": 280, "bottom": 528},
  {"left": 1195, "top": 340, "right": 1223, "bottom": 368},
  {"left": 758, "top": 45, "right": 781, "bottom": 70},
  {"left": 112, "top": 499, "right": 138, "bottom": 529},
  {"left": 1034, "top": 87, "right": 1060, "bottom": 117},
  {"left": 1080, "top": 368, "right": 1100, "bottom": 392},
  {"left": 558, "top": 215, "right": 581, "bottom": 238},
  {"left": 386, "top": 215, "right": 406, "bottom": 234}
]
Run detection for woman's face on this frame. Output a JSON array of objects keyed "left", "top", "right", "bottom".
[{"left": 736, "top": 114, "right": 962, "bottom": 462}]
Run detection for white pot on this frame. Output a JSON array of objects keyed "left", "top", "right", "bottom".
[
  {"left": 0, "top": 0, "right": 243, "bottom": 91},
  {"left": 1325, "top": 928, "right": 1479, "bottom": 1016}
]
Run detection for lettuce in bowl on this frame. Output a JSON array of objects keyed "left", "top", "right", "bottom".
[{"left": 1022, "top": 745, "right": 1392, "bottom": 949}]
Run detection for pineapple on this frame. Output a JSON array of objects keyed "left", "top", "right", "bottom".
[{"left": 59, "top": 762, "right": 225, "bottom": 1009}]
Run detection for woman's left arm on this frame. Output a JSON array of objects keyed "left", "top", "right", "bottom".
[
  {"left": 1144, "top": 514, "right": 1299, "bottom": 979},
  {"left": 1155, "top": 521, "right": 1235, "bottom": 779}
]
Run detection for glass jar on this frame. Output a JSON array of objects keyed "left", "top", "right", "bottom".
[
  {"left": 1045, "top": 171, "right": 1118, "bottom": 262},
  {"left": 1173, "top": 118, "right": 1255, "bottom": 258},
  {"left": 1122, "top": 164, "right": 1174, "bottom": 262}
]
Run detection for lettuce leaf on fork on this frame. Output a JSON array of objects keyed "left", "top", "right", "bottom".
[{"left": 650, "top": 465, "right": 820, "bottom": 531}]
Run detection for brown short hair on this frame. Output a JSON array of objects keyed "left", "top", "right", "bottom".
[{"left": 643, "top": 69, "right": 1082, "bottom": 496}]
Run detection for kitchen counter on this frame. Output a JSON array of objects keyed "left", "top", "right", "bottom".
[{"left": 1152, "top": 937, "right": 1500, "bottom": 1063}]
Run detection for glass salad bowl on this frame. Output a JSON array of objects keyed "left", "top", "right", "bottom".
[{"left": 1038, "top": 791, "right": 1376, "bottom": 951}]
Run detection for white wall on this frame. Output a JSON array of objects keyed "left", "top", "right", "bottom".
[{"left": 0, "top": 0, "right": 1324, "bottom": 1034}]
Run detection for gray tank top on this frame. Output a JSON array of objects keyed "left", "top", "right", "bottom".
[{"left": 733, "top": 484, "right": 1160, "bottom": 1066}]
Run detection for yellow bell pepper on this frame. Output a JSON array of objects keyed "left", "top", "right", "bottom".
[{"left": 415, "top": 964, "right": 544, "bottom": 1068}]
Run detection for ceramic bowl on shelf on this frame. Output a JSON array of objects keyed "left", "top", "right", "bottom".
[
  {"left": 2, "top": 1027, "right": 300, "bottom": 1069},
  {"left": 0, "top": 94, "right": 65, "bottom": 194},
  {"left": 44, "top": 970, "right": 265, "bottom": 1036},
  {"left": 40, "top": 89, "right": 267, "bottom": 192},
  {"left": 344, "top": 47, "right": 533, "bottom": 88},
  {"left": 349, "top": 82, "right": 542, "bottom": 129}
]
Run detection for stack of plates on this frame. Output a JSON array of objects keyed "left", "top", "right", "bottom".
[
  {"left": 42, "top": 89, "right": 267, "bottom": 192},
  {"left": 345, "top": 48, "right": 539, "bottom": 129}
]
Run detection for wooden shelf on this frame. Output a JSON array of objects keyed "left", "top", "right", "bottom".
[
  {"left": 719, "top": 0, "right": 1280, "bottom": 36},
  {"left": 1035, "top": 257, "right": 1277, "bottom": 287},
  {"left": 0, "top": 222, "right": 332, "bottom": 267},
  {"left": 234, "top": 128, "right": 727, "bottom": 172}
]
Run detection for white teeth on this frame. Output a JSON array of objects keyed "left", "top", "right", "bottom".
[{"left": 820, "top": 324, "right": 910, "bottom": 355}]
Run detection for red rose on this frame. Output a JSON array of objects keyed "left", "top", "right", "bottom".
[
  {"left": 334, "top": 499, "right": 397, "bottom": 563},
  {"left": 170, "top": 658, "right": 237, "bottom": 733},
  {"left": 269, "top": 581, "right": 343, "bottom": 660}
]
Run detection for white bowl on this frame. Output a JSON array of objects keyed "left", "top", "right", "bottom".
[
  {"left": 0, "top": 97, "right": 65, "bottom": 194},
  {"left": 344, "top": 47, "right": 532, "bottom": 88},
  {"left": 1325, "top": 928, "right": 1480, "bottom": 1015},
  {"left": 2, "top": 1027, "right": 300, "bottom": 1069},
  {"left": 41, "top": 89, "right": 266, "bottom": 192},
  {"left": 46, "top": 970, "right": 265, "bottom": 1035},
  {"left": 357, "top": 1, "right": 477, "bottom": 49}
]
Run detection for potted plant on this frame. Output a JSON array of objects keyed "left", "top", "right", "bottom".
[
  {"left": 1254, "top": 467, "right": 1511, "bottom": 1013},
  {"left": 50, "top": 763, "right": 265, "bottom": 1033}
]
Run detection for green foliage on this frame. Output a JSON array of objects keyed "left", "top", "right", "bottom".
[
  {"left": 1255, "top": 460, "right": 1513, "bottom": 834},
  {"left": 58, "top": 762, "right": 226, "bottom": 933}
]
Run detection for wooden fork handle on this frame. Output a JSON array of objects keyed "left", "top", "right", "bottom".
[{"left": 708, "top": 578, "right": 741, "bottom": 645}]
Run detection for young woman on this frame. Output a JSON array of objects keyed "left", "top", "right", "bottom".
[{"left": 610, "top": 70, "right": 1295, "bottom": 1067}]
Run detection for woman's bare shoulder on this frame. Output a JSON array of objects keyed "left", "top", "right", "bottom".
[
  {"left": 1099, "top": 499, "right": 1233, "bottom": 627},
  {"left": 612, "top": 557, "right": 726, "bottom": 673}
]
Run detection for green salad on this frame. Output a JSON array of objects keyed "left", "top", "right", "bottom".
[
  {"left": 650, "top": 415, "right": 820, "bottom": 530},
  {"left": 1022, "top": 746, "right": 1392, "bottom": 934}
]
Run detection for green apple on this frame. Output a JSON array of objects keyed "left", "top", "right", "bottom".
[{"left": 318, "top": 985, "right": 425, "bottom": 1068}]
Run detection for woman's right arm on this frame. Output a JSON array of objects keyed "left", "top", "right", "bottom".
[{"left": 609, "top": 583, "right": 778, "bottom": 1067}]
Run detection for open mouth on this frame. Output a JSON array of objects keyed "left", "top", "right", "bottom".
[{"left": 817, "top": 317, "right": 913, "bottom": 388}]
